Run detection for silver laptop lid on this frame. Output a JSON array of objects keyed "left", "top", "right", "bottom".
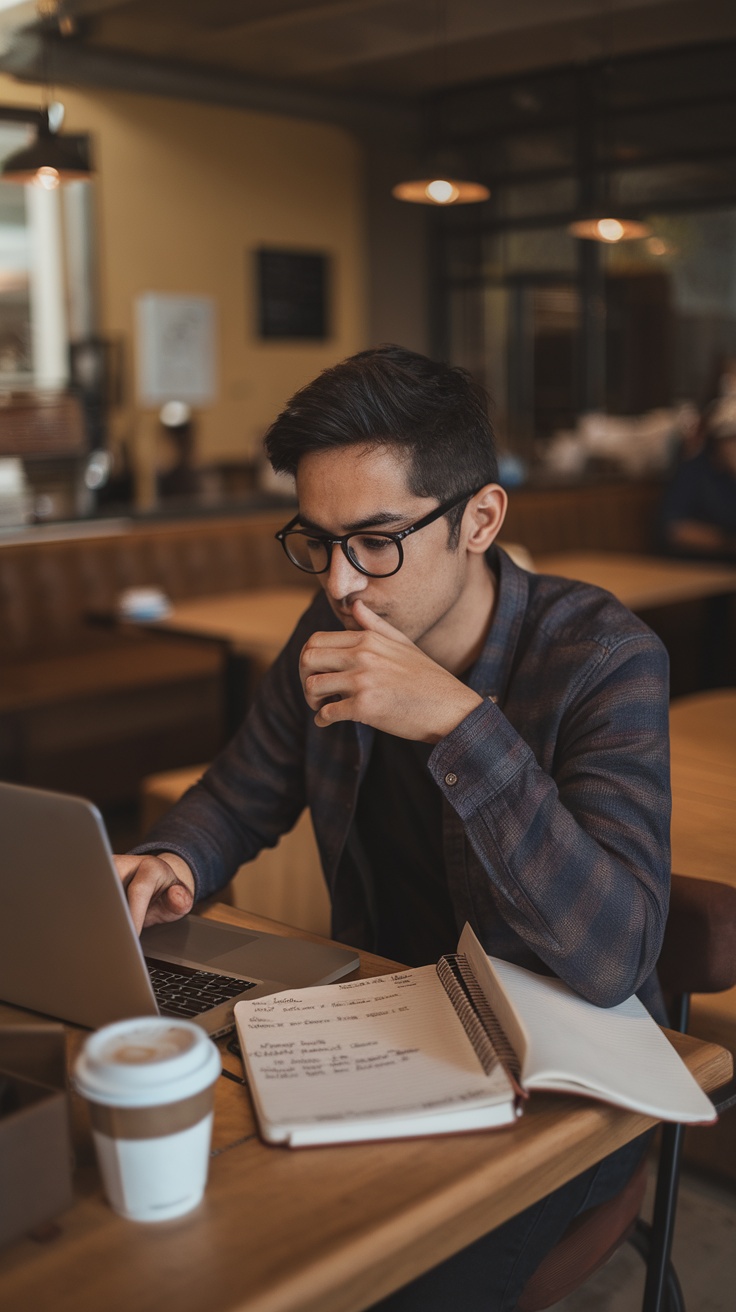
[
  {"left": 0, "top": 782, "right": 158, "bottom": 1028},
  {"left": 0, "top": 781, "right": 359, "bottom": 1033}
]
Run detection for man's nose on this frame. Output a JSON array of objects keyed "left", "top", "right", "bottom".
[{"left": 322, "top": 545, "right": 367, "bottom": 600}]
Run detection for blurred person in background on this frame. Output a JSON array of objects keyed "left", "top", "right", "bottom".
[{"left": 661, "top": 395, "right": 736, "bottom": 562}]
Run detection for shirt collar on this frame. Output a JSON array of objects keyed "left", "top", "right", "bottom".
[{"left": 466, "top": 546, "right": 530, "bottom": 707}]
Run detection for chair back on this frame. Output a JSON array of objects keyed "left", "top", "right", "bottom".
[
  {"left": 515, "top": 874, "right": 736, "bottom": 1312},
  {"left": 658, "top": 875, "right": 736, "bottom": 1001}
]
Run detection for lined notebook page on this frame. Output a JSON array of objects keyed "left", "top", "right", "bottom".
[
  {"left": 235, "top": 966, "right": 513, "bottom": 1131},
  {"left": 488, "top": 957, "right": 715, "bottom": 1122}
]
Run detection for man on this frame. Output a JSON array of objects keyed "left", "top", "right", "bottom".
[
  {"left": 117, "top": 346, "right": 670, "bottom": 1310},
  {"left": 661, "top": 394, "right": 736, "bottom": 561},
  {"left": 660, "top": 394, "right": 736, "bottom": 688}
]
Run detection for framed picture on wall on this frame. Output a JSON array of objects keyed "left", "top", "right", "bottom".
[{"left": 255, "top": 248, "right": 329, "bottom": 340}]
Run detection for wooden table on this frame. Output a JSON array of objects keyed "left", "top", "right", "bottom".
[
  {"left": 141, "top": 587, "right": 314, "bottom": 732},
  {"left": 534, "top": 551, "right": 736, "bottom": 611},
  {"left": 151, "top": 587, "right": 315, "bottom": 663},
  {"left": 536, "top": 552, "right": 736, "bottom": 692},
  {"left": 669, "top": 689, "right": 736, "bottom": 887},
  {"left": 0, "top": 907, "right": 730, "bottom": 1312},
  {"left": 667, "top": 690, "right": 736, "bottom": 1181}
]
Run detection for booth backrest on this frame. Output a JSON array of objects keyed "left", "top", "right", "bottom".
[
  {"left": 0, "top": 480, "right": 664, "bottom": 661},
  {"left": 0, "top": 512, "right": 307, "bottom": 661}
]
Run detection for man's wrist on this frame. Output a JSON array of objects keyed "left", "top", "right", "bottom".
[
  {"left": 425, "top": 688, "right": 484, "bottom": 744},
  {"left": 160, "top": 852, "right": 196, "bottom": 897}
]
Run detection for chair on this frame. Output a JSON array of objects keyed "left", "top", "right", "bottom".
[{"left": 516, "top": 874, "right": 736, "bottom": 1312}]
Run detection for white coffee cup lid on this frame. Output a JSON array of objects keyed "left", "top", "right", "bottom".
[{"left": 74, "top": 1017, "right": 221, "bottom": 1108}]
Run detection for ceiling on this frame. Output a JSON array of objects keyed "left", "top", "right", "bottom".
[{"left": 1, "top": 0, "right": 736, "bottom": 135}]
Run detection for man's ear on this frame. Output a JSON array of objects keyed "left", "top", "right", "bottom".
[{"left": 464, "top": 484, "right": 508, "bottom": 555}]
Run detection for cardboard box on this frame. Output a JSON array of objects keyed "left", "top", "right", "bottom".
[{"left": 0, "top": 1024, "right": 73, "bottom": 1249}]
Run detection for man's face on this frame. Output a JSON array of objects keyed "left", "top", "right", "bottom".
[{"left": 294, "top": 444, "right": 474, "bottom": 648}]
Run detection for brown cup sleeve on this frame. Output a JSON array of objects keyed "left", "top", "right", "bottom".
[{"left": 87, "top": 1084, "right": 215, "bottom": 1140}]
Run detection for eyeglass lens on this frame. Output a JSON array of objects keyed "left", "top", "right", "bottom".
[{"left": 284, "top": 532, "right": 402, "bottom": 577}]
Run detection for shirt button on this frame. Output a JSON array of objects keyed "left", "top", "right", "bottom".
[
  {"left": 445, "top": 772, "right": 458, "bottom": 786},
  {"left": 488, "top": 694, "right": 498, "bottom": 704}
]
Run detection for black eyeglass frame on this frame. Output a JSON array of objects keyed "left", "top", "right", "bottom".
[{"left": 275, "top": 486, "right": 483, "bottom": 579}]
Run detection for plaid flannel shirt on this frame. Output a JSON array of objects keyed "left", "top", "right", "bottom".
[{"left": 135, "top": 548, "right": 671, "bottom": 1017}]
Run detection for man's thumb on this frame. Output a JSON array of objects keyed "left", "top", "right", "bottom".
[{"left": 166, "top": 882, "right": 194, "bottom": 914}]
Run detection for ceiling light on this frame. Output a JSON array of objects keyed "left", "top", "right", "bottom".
[
  {"left": 392, "top": 1, "right": 489, "bottom": 208},
  {"left": 1, "top": 111, "right": 92, "bottom": 187},
  {"left": 568, "top": 216, "right": 651, "bottom": 242},
  {"left": 392, "top": 177, "right": 490, "bottom": 206}
]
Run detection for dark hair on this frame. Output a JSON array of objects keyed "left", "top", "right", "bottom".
[{"left": 264, "top": 345, "right": 498, "bottom": 545}]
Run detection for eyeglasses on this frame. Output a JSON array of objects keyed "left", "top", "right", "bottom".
[{"left": 275, "top": 487, "right": 482, "bottom": 579}]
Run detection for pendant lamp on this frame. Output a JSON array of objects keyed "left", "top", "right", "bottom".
[
  {"left": 392, "top": 2, "right": 488, "bottom": 208},
  {"left": 1, "top": 108, "right": 92, "bottom": 189},
  {"left": 569, "top": 89, "right": 649, "bottom": 243},
  {"left": 568, "top": 215, "right": 650, "bottom": 243},
  {"left": 392, "top": 176, "right": 490, "bottom": 206}
]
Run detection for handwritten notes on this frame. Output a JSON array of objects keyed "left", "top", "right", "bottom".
[
  {"left": 235, "top": 924, "right": 717, "bottom": 1148},
  {"left": 236, "top": 966, "right": 514, "bottom": 1142}
]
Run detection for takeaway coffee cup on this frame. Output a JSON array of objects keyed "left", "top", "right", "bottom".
[{"left": 74, "top": 1017, "right": 221, "bottom": 1222}]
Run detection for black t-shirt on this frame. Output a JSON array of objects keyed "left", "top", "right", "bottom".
[{"left": 353, "top": 731, "right": 457, "bottom": 966}]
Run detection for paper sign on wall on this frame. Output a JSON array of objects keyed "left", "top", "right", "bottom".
[{"left": 135, "top": 293, "right": 217, "bottom": 406}]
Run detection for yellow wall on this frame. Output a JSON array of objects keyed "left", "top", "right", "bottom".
[{"left": 0, "top": 75, "right": 368, "bottom": 502}]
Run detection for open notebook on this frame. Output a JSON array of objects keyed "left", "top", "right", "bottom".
[{"left": 234, "top": 923, "right": 717, "bottom": 1147}]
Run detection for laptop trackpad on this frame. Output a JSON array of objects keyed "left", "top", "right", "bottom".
[{"left": 141, "top": 917, "right": 259, "bottom": 965}]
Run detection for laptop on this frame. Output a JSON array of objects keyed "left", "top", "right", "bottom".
[{"left": 0, "top": 781, "right": 359, "bottom": 1037}]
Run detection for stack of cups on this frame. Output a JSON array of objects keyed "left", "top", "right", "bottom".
[{"left": 74, "top": 1017, "right": 221, "bottom": 1222}]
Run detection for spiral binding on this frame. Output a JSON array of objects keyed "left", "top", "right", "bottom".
[
  {"left": 437, "top": 953, "right": 524, "bottom": 1097},
  {"left": 437, "top": 955, "right": 499, "bottom": 1076}
]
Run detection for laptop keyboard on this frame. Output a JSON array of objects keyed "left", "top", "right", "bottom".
[{"left": 145, "top": 955, "right": 257, "bottom": 1018}]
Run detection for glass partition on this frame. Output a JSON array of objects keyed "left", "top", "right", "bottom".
[{"left": 433, "top": 41, "right": 736, "bottom": 469}]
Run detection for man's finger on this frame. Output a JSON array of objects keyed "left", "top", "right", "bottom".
[
  {"left": 119, "top": 855, "right": 194, "bottom": 934},
  {"left": 314, "top": 696, "right": 358, "bottom": 728},
  {"left": 300, "top": 630, "right": 364, "bottom": 654},
  {"left": 125, "top": 875, "right": 154, "bottom": 936},
  {"left": 144, "top": 881, "right": 194, "bottom": 930},
  {"left": 351, "top": 598, "right": 411, "bottom": 643},
  {"left": 303, "top": 670, "right": 354, "bottom": 710},
  {"left": 300, "top": 645, "right": 365, "bottom": 678},
  {"left": 114, "top": 853, "right": 142, "bottom": 886}
]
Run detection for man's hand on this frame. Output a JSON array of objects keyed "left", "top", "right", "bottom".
[
  {"left": 299, "top": 599, "right": 482, "bottom": 743},
  {"left": 114, "top": 852, "right": 195, "bottom": 936}
]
